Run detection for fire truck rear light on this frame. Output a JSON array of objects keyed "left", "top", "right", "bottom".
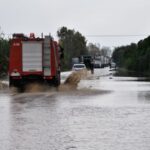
[{"left": 11, "top": 72, "right": 20, "bottom": 76}]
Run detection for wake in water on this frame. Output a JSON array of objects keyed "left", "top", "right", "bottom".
[
  {"left": 0, "top": 81, "right": 9, "bottom": 90},
  {"left": 7, "top": 70, "right": 90, "bottom": 94}
]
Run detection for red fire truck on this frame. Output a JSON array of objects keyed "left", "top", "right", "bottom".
[{"left": 9, "top": 33, "right": 62, "bottom": 88}]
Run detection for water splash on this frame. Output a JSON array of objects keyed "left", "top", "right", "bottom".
[{"left": 59, "top": 70, "right": 88, "bottom": 91}]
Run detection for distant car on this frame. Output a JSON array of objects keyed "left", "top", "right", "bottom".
[
  {"left": 72, "top": 63, "right": 86, "bottom": 71},
  {"left": 110, "top": 62, "right": 116, "bottom": 69},
  {"left": 94, "top": 60, "right": 101, "bottom": 68}
]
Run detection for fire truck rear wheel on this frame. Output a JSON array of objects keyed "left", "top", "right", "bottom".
[{"left": 9, "top": 78, "right": 24, "bottom": 91}]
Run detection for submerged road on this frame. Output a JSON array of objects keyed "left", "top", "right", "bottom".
[{"left": 1, "top": 68, "right": 150, "bottom": 150}]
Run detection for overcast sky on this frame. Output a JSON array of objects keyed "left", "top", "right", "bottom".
[{"left": 0, "top": 0, "right": 150, "bottom": 48}]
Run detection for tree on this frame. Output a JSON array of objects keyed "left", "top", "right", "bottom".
[
  {"left": 0, "top": 28, "right": 9, "bottom": 77},
  {"left": 112, "top": 36, "right": 150, "bottom": 76},
  {"left": 100, "top": 46, "right": 111, "bottom": 57},
  {"left": 87, "top": 43, "right": 100, "bottom": 56},
  {"left": 57, "top": 27, "right": 88, "bottom": 70}
]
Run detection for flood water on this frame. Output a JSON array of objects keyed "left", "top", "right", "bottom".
[{"left": 0, "top": 68, "right": 150, "bottom": 150}]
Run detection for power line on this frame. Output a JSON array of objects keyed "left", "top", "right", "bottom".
[{"left": 86, "top": 34, "right": 149, "bottom": 37}]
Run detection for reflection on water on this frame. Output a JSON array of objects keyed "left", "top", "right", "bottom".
[
  {"left": 1, "top": 72, "right": 150, "bottom": 150},
  {"left": 138, "top": 91, "right": 150, "bottom": 104},
  {"left": 0, "top": 94, "right": 10, "bottom": 150},
  {"left": 114, "top": 68, "right": 150, "bottom": 78},
  {"left": 79, "top": 75, "right": 150, "bottom": 105}
]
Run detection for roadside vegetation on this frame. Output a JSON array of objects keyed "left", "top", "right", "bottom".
[
  {"left": 112, "top": 36, "right": 150, "bottom": 76},
  {"left": 57, "top": 26, "right": 88, "bottom": 70},
  {"left": 0, "top": 29, "right": 9, "bottom": 78},
  {"left": 57, "top": 26, "right": 111, "bottom": 71}
]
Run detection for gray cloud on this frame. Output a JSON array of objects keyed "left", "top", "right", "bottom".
[{"left": 0, "top": 0, "right": 150, "bottom": 47}]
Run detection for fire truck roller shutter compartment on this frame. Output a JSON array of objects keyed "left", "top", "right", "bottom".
[
  {"left": 43, "top": 36, "right": 51, "bottom": 76},
  {"left": 22, "top": 41, "right": 43, "bottom": 72}
]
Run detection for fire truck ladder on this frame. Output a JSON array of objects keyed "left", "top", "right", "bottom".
[{"left": 43, "top": 36, "right": 51, "bottom": 76}]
